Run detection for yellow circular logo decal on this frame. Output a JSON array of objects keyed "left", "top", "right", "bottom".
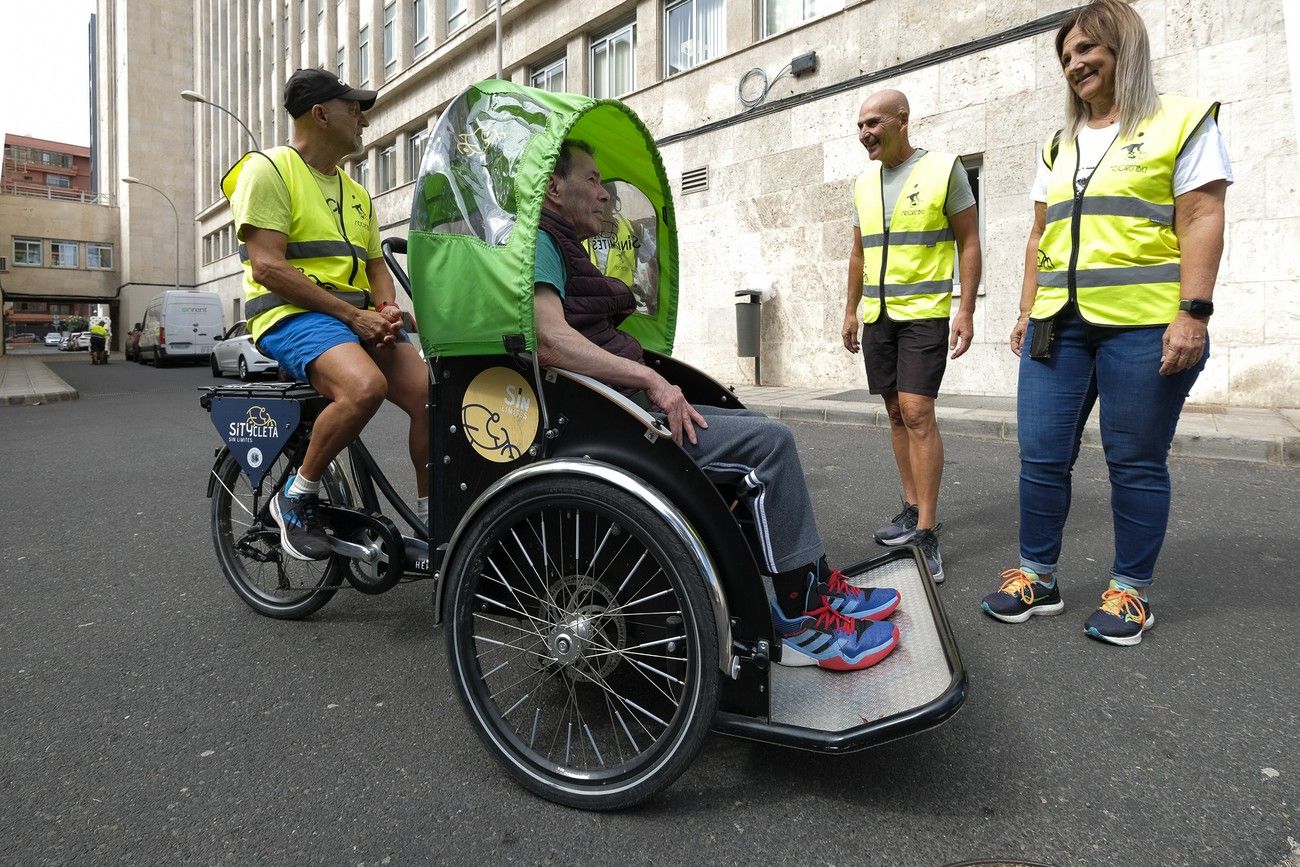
[{"left": 461, "top": 368, "right": 540, "bottom": 463}]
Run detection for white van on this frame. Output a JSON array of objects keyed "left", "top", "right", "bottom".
[{"left": 137, "top": 291, "right": 226, "bottom": 367}]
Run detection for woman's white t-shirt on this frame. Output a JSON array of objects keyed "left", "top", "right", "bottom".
[{"left": 1031, "top": 116, "right": 1233, "bottom": 203}]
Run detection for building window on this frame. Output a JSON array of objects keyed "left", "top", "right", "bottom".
[
  {"left": 299, "top": 0, "right": 307, "bottom": 41},
  {"left": 87, "top": 243, "right": 113, "bottom": 269},
  {"left": 759, "top": 0, "right": 842, "bottom": 38},
  {"left": 447, "top": 0, "right": 467, "bottom": 33},
  {"left": 383, "top": 3, "right": 396, "bottom": 75},
  {"left": 354, "top": 158, "right": 370, "bottom": 190},
  {"left": 413, "top": 0, "right": 429, "bottom": 54},
  {"left": 530, "top": 56, "right": 567, "bottom": 92},
  {"left": 46, "top": 174, "right": 72, "bottom": 188},
  {"left": 359, "top": 25, "right": 371, "bottom": 86},
  {"left": 378, "top": 145, "right": 396, "bottom": 192},
  {"left": 666, "top": 0, "right": 724, "bottom": 75},
  {"left": 590, "top": 22, "right": 635, "bottom": 99},
  {"left": 336, "top": 46, "right": 345, "bottom": 78},
  {"left": 51, "top": 241, "right": 78, "bottom": 269},
  {"left": 13, "top": 238, "right": 41, "bottom": 266},
  {"left": 407, "top": 129, "right": 429, "bottom": 180}
]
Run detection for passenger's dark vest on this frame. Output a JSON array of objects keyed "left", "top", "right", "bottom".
[{"left": 537, "top": 208, "right": 643, "bottom": 364}]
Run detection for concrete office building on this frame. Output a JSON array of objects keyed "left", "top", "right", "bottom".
[
  {"left": 109, "top": 0, "right": 1295, "bottom": 405},
  {"left": 0, "top": 135, "right": 120, "bottom": 346}
]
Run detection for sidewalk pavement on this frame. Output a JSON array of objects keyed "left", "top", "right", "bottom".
[
  {"left": 0, "top": 354, "right": 78, "bottom": 406},
  {"left": 2, "top": 353, "right": 1295, "bottom": 466},
  {"left": 732, "top": 384, "right": 1300, "bottom": 467}
]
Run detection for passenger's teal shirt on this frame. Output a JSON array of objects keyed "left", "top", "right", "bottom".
[{"left": 534, "top": 232, "right": 568, "bottom": 298}]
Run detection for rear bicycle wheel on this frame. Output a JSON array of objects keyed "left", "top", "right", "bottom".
[
  {"left": 210, "top": 450, "right": 349, "bottom": 618},
  {"left": 445, "top": 475, "right": 720, "bottom": 810}
]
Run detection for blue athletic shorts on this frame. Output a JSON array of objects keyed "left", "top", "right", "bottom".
[{"left": 257, "top": 312, "right": 360, "bottom": 383}]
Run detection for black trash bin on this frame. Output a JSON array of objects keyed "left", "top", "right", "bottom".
[{"left": 735, "top": 289, "right": 763, "bottom": 384}]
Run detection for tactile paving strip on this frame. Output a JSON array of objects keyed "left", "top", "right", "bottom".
[{"left": 767, "top": 557, "right": 954, "bottom": 731}]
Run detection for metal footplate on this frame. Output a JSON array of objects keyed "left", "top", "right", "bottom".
[{"left": 714, "top": 546, "right": 967, "bottom": 752}]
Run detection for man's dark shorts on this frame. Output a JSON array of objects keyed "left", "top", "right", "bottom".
[{"left": 861, "top": 316, "right": 949, "bottom": 398}]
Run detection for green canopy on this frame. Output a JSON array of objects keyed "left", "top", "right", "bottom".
[{"left": 409, "top": 79, "right": 679, "bottom": 357}]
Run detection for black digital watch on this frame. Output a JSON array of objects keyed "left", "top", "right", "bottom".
[{"left": 1179, "top": 299, "right": 1214, "bottom": 317}]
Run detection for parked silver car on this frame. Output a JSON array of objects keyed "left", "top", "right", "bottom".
[
  {"left": 210, "top": 320, "right": 278, "bottom": 381},
  {"left": 44, "top": 332, "right": 64, "bottom": 347}
]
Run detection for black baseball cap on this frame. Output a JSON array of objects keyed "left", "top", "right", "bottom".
[{"left": 284, "top": 68, "right": 377, "bottom": 118}]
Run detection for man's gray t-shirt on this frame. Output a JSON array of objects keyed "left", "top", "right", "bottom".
[{"left": 852, "top": 149, "right": 976, "bottom": 228}]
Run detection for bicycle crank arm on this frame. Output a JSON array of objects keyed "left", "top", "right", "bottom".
[
  {"left": 327, "top": 535, "right": 383, "bottom": 564},
  {"left": 317, "top": 504, "right": 408, "bottom": 595}
]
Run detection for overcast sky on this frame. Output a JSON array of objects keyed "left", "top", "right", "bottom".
[{"left": 0, "top": 0, "right": 97, "bottom": 146}]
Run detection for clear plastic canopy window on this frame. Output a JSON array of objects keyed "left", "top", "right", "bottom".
[{"left": 407, "top": 80, "right": 678, "bottom": 358}]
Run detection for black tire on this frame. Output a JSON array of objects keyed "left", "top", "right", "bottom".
[
  {"left": 210, "top": 354, "right": 222, "bottom": 377},
  {"left": 211, "top": 451, "right": 350, "bottom": 619},
  {"left": 444, "top": 475, "right": 720, "bottom": 810},
  {"left": 238, "top": 356, "right": 251, "bottom": 382}
]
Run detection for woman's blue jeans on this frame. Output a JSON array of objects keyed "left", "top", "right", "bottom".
[{"left": 1017, "top": 306, "right": 1207, "bottom": 587}]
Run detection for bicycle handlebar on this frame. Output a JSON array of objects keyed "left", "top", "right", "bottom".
[{"left": 381, "top": 237, "right": 412, "bottom": 302}]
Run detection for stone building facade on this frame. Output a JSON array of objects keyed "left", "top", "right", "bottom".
[{"left": 174, "top": 0, "right": 1297, "bottom": 405}]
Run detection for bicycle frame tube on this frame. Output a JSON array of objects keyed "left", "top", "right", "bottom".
[{"left": 345, "top": 437, "right": 428, "bottom": 538}]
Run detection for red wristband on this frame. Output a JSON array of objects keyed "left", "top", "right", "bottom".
[{"left": 377, "top": 301, "right": 399, "bottom": 313}]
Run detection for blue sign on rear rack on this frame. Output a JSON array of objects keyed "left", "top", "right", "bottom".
[{"left": 208, "top": 397, "right": 300, "bottom": 488}]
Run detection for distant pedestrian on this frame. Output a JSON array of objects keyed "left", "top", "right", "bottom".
[
  {"left": 979, "top": 0, "right": 1231, "bottom": 646},
  {"left": 89, "top": 320, "right": 109, "bottom": 365},
  {"left": 841, "top": 89, "right": 983, "bottom": 584}
]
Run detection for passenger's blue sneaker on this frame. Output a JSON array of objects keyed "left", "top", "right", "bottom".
[
  {"left": 981, "top": 568, "right": 1064, "bottom": 623},
  {"left": 820, "top": 570, "right": 900, "bottom": 620},
  {"left": 1084, "top": 580, "right": 1153, "bottom": 646},
  {"left": 270, "top": 474, "right": 331, "bottom": 561},
  {"left": 771, "top": 601, "right": 899, "bottom": 671}
]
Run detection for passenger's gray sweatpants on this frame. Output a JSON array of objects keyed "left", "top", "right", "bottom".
[{"left": 672, "top": 405, "right": 824, "bottom": 574}]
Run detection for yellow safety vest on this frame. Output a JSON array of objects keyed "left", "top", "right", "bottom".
[
  {"left": 583, "top": 216, "right": 638, "bottom": 286},
  {"left": 221, "top": 146, "right": 375, "bottom": 341},
  {"left": 853, "top": 151, "right": 958, "bottom": 324},
  {"left": 1034, "top": 94, "right": 1219, "bottom": 326},
  {"left": 89, "top": 323, "right": 107, "bottom": 338}
]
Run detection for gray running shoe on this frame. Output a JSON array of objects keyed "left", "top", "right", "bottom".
[
  {"left": 874, "top": 501, "right": 919, "bottom": 546},
  {"left": 914, "top": 529, "right": 944, "bottom": 584}
]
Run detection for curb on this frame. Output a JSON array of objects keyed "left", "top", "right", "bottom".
[
  {"left": 744, "top": 399, "right": 1300, "bottom": 468},
  {"left": 0, "top": 358, "right": 80, "bottom": 407},
  {"left": 3, "top": 389, "right": 80, "bottom": 407}
]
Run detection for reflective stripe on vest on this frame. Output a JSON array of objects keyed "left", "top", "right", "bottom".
[
  {"left": 237, "top": 240, "right": 368, "bottom": 263},
  {"left": 221, "top": 146, "right": 374, "bottom": 341},
  {"left": 1033, "top": 94, "right": 1218, "bottom": 326},
  {"left": 853, "top": 151, "right": 958, "bottom": 324},
  {"left": 245, "top": 288, "right": 373, "bottom": 319}
]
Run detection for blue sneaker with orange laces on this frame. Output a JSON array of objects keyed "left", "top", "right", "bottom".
[
  {"left": 820, "top": 570, "right": 900, "bottom": 621},
  {"left": 981, "top": 568, "right": 1064, "bottom": 623},
  {"left": 1084, "top": 580, "right": 1154, "bottom": 646},
  {"left": 771, "top": 600, "right": 900, "bottom": 671}
]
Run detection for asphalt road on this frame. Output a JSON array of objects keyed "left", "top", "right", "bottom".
[{"left": 2, "top": 355, "right": 1297, "bottom": 866}]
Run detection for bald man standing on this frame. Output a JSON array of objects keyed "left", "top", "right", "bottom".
[{"left": 841, "top": 90, "right": 982, "bottom": 583}]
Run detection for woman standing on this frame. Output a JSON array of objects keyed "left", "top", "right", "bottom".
[{"left": 980, "top": 0, "right": 1231, "bottom": 645}]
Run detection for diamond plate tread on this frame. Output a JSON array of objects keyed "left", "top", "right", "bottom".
[{"left": 768, "top": 557, "right": 954, "bottom": 732}]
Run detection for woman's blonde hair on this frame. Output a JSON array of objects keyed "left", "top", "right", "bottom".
[{"left": 1055, "top": 0, "right": 1160, "bottom": 139}]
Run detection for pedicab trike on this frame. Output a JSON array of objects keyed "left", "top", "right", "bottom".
[{"left": 202, "top": 79, "right": 967, "bottom": 810}]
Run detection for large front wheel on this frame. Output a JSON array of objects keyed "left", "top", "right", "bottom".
[
  {"left": 445, "top": 475, "right": 720, "bottom": 810},
  {"left": 210, "top": 450, "right": 350, "bottom": 619}
]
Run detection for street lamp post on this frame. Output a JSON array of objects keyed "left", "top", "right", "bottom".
[
  {"left": 181, "top": 89, "right": 262, "bottom": 151},
  {"left": 122, "top": 177, "right": 180, "bottom": 290}
]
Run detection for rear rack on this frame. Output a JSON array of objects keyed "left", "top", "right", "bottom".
[{"left": 199, "top": 381, "right": 325, "bottom": 412}]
